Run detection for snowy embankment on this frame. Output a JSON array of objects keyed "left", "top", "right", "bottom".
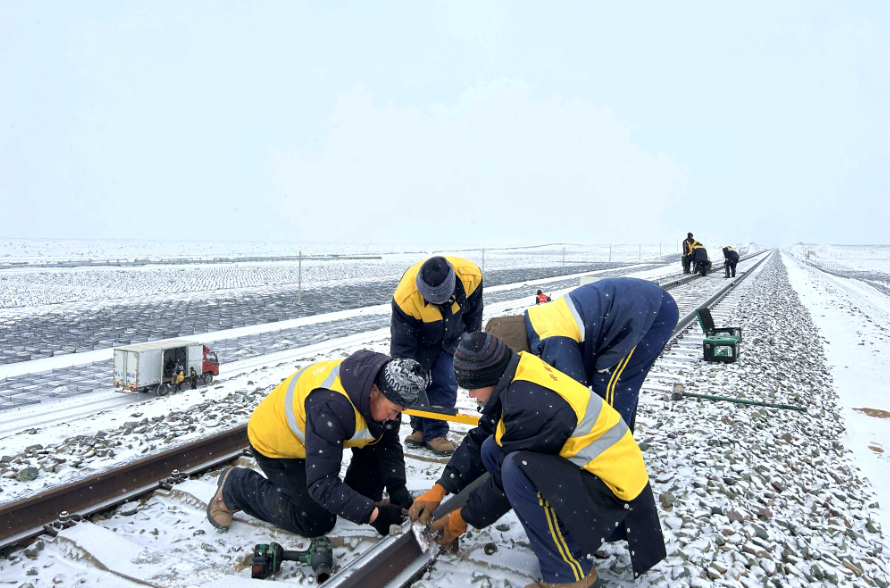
[
  {"left": 786, "top": 244, "right": 890, "bottom": 276},
  {"left": 783, "top": 252, "right": 890, "bottom": 534}
]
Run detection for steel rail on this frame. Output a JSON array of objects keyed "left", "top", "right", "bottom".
[
  {"left": 0, "top": 425, "right": 248, "bottom": 549},
  {"left": 668, "top": 251, "right": 772, "bottom": 343}
]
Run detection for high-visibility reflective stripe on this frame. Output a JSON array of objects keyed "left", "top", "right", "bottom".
[
  {"left": 284, "top": 366, "right": 310, "bottom": 442},
  {"left": 320, "top": 365, "right": 341, "bottom": 390},
  {"left": 568, "top": 418, "right": 629, "bottom": 468},
  {"left": 573, "top": 394, "right": 602, "bottom": 437},
  {"left": 284, "top": 364, "right": 342, "bottom": 443},
  {"left": 350, "top": 428, "right": 374, "bottom": 442},
  {"left": 564, "top": 296, "right": 585, "bottom": 343}
]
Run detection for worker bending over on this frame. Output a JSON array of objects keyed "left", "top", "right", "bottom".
[
  {"left": 206, "top": 350, "right": 428, "bottom": 538},
  {"left": 723, "top": 246, "right": 739, "bottom": 278},
  {"left": 691, "top": 243, "right": 710, "bottom": 276},
  {"left": 489, "top": 278, "right": 677, "bottom": 433},
  {"left": 391, "top": 256, "right": 483, "bottom": 455},
  {"left": 410, "top": 333, "right": 665, "bottom": 588}
]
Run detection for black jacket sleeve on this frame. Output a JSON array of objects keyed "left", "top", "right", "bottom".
[
  {"left": 390, "top": 299, "right": 421, "bottom": 360},
  {"left": 437, "top": 398, "right": 499, "bottom": 495},
  {"left": 304, "top": 390, "right": 376, "bottom": 524},
  {"left": 458, "top": 381, "right": 577, "bottom": 530},
  {"left": 367, "top": 419, "right": 408, "bottom": 492},
  {"left": 463, "top": 279, "right": 484, "bottom": 333}
]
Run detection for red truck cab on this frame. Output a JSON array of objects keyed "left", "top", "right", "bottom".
[{"left": 203, "top": 345, "right": 220, "bottom": 377}]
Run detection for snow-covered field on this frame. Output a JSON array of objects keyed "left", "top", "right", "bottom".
[
  {"left": 0, "top": 238, "right": 763, "bottom": 309},
  {"left": 786, "top": 244, "right": 890, "bottom": 276}
]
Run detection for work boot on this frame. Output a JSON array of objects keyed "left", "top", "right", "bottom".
[
  {"left": 524, "top": 569, "right": 602, "bottom": 588},
  {"left": 425, "top": 437, "right": 455, "bottom": 456},
  {"left": 404, "top": 430, "right": 425, "bottom": 447},
  {"left": 206, "top": 467, "right": 239, "bottom": 530}
]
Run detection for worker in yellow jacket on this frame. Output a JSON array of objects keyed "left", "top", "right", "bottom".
[
  {"left": 391, "top": 256, "right": 483, "bottom": 456},
  {"left": 206, "top": 350, "right": 429, "bottom": 538},
  {"left": 409, "top": 333, "right": 665, "bottom": 588}
]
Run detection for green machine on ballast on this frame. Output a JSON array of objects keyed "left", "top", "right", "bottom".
[{"left": 695, "top": 307, "right": 742, "bottom": 363}]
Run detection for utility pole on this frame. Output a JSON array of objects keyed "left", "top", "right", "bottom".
[
  {"left": 298, "top": 250, "right": 302, "bottom": 305},
  {"left": 609, "top": 244, "right": 612, "bottom": 263},
  {"left": 562, "top": 246, "right": 565, "bottom": 267},
  {"left": 482, "top": 249, "right": 485, "bottom": 275},
  {"left": 639, "top": 244, "right": 641, "bottom": 261}
]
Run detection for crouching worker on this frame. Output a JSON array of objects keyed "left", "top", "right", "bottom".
[
  {"left": 409, "top": 333, "right": 666, "bottom": 588},
  {"left": 206, "top": 350, "right": 429, "bottom": 538}
]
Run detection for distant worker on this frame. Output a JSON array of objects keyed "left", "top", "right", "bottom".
[
  {"left": 723, "top": 246, "right": 740, "bottom": 278},
  {"left": 682, "top": 233, "right": 700, "bottom": 274},
  {"left": 190, "top": 367, "right": 199, "bottom": 390},
  {"left": 692, "top": 243, "right": 710, "bottom": 276},
  {"left": 409, "top": 333, "right": 666, "bottom": 588},
  {"left": 206, "top": 350, "right": 428, "bottom": 538},
  {"left": 173, "top": 363, "right": 185, "bottom": 393},
  {"left": 391, "top": 256, "right": 483, "bottom": 456},
  {"left": 535, "top": 290, "right": 551, "bottom": 305},
  {"left": 487, "top": 278, "right": 678, "bottom": 433}
]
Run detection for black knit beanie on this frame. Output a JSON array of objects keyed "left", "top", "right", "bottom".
[
  {"left": 453, "top": 332, "right": 514, "bottom": 390},
  {"left": 416, "top": 257, "right": 456, "bottom": 304},
  {"left": 375, "top": 358, "right": 429, "bottom": 407}
]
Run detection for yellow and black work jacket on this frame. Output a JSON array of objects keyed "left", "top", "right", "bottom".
[
  {"left": 390, "top": 256, "right": 483, "bottom": 371},
  {"left": 723, "top": 246, "right": 739, "bottom": 262},
  {"left": 247, "top": 350, "right": 408, "bottom": 524},
  {"left": 524, "top": 278, "right": 666, "bottom": 386},
  {"left": 438, "top": 351, "right": 664, "bottom": 577},
  {"left": 682, "top": 238, "right": 700, "bottom": 256}
]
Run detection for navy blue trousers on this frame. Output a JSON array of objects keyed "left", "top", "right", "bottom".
[
  {"left": 590, "top": 292, "right": 678, "bottom": 432},
  {"left": 409, "top": 351, "right": 457, "bottom": 441},
  {"left": 481, "top": 436, "right": 593, "bottom": 584},
  {"left": 222, "top": 443, "right": 385, "bottom": 537}
]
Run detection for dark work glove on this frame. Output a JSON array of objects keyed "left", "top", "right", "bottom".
[
  {"left": 370, "top": 504, "right": 406, "bottom": 536},
  {"left": 389, "top": 486, "right": 415, "bottom": 510}
]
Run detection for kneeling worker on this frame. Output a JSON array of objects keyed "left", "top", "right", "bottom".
[
  {"left": 490, "top": 278, "right": 678, "bottom": 432},
  {"left": 723, "top": 246, "right": 739, "bottom": 278},
  {"left": 409, "top": 333, "right": 666, "bottom": 588},
  {"left": 207, "top": 350, "right": 429, "bottom": 538}
]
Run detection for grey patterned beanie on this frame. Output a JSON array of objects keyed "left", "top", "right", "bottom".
[
  {"left": 416, "top": 257, "right": 456, "bottom": 305},
  {"left": 376, "top": 358, "right": 430, "bottom": 407}
]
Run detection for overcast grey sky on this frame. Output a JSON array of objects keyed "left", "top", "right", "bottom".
[{"left": 1, "top": 1, "right": 888, "bottom": 247}]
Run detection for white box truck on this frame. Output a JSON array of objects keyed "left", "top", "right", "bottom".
[{"left": 113, "top": 338, "right": 220, "bottom": 396}]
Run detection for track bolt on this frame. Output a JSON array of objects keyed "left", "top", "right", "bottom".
[{"left": 484, "top": 543, "right": 498, "bottom": 555}]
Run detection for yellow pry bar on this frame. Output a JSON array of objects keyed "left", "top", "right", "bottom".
[{"left": 403, "top": 409, "right": 481, "bottom": 426}]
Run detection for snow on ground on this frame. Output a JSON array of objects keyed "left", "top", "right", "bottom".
[
  {"left": 787, "top": 244, "right": 890, "bottom": 276},
  {"left": 0, "top": 246, "right": 675, "bottom": 308},
  {"left": 3, "top": 252, "right": 889, "bottom": 588},
  {"left": 783, "top": 252, "right": 890, "bottom": 534}
]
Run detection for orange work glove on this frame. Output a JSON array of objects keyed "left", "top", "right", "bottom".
[
  {"left": 408, "top": 483, "right": 446, "bottom": 525},
  {"left": 430, "top": 509, "right": 467, "bottom": 546}
]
